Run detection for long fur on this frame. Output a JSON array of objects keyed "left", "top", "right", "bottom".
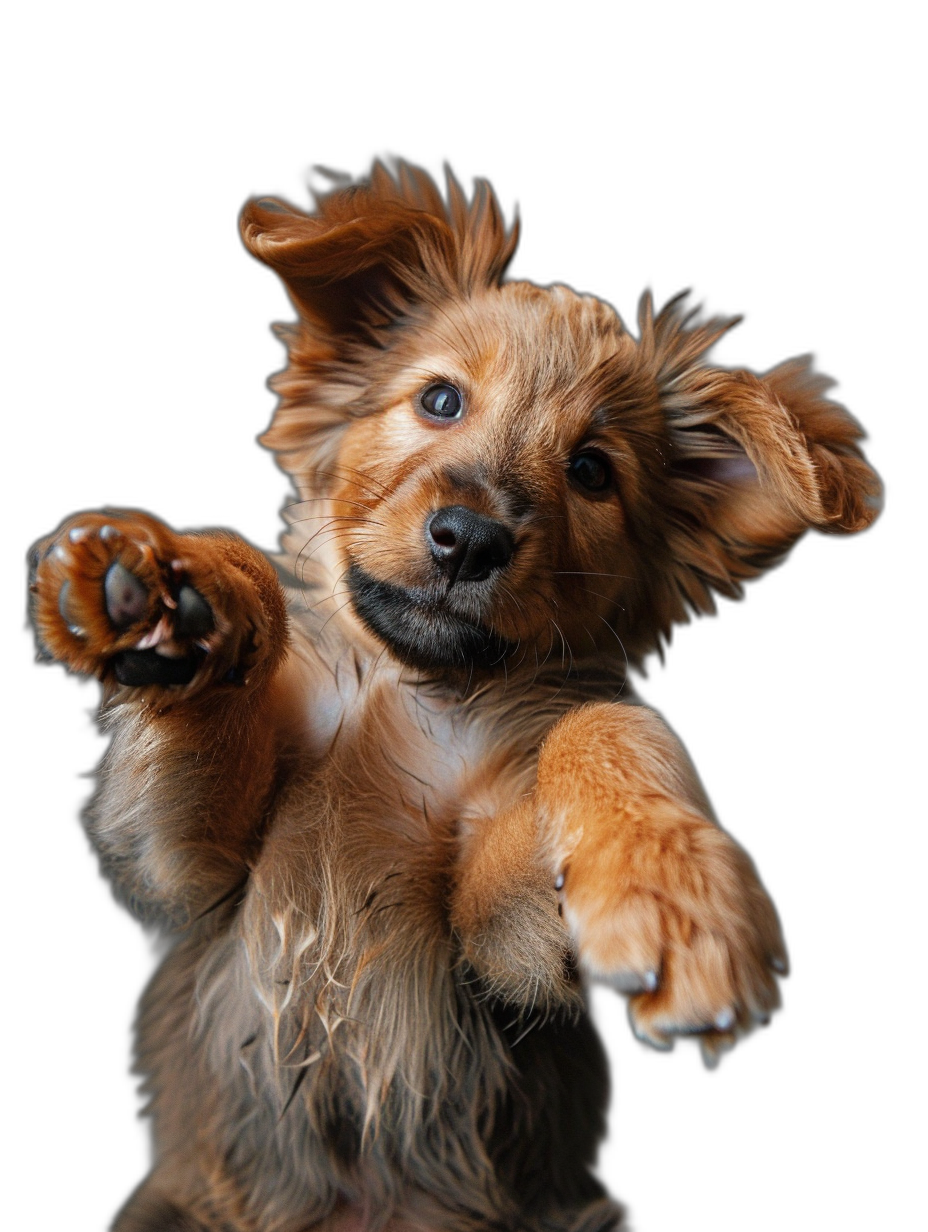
[{"left": 30, "top": 160, "right": 880, "bottom": 1231}]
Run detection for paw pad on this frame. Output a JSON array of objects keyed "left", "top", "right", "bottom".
[
  {"left": 32, "top": 514, "right": 222, "bottom": 689},
  {"left": 174, "top": 584, "right": 214, "bottom": 638},
  {"left": 104, "top": 561, "right": 150, "bottom": 629},
  {"left": 112, "top": 649, "right": 201, "bottom": 687}
]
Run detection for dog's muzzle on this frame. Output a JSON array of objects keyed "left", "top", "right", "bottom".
[{"left": 343, "top": 501, "right": 518, "bottom": 671}]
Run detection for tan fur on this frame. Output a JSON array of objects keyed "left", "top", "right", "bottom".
[{"left": 30, "top": 161, "right": 879, "bottom": 1230}]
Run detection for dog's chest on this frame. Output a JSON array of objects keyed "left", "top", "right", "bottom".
[{"left": 284, "top": 638, "right": 534, "bottom": 844}]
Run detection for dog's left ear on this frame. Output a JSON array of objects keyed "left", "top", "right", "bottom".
[{"left": 638, "top": 294, "right": 882, "bottom": 621}]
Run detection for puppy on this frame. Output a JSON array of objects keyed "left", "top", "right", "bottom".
[{"left": 30, "top": 161, "right": 880, "bottom": 1232}]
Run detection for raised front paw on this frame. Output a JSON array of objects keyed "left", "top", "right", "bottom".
[
  {"left": 558, "top": 802, "right": 788, "bottom": 1064},
  {"left": 533, "top": 703, "right": 789, "bottom": 1063},
  {"left": 30, "top": 510, "right": 276, "bottom": 692}
]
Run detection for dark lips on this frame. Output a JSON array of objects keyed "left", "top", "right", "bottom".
[{"left": 346, "top": 563, "right": 513, "bottom": 671}]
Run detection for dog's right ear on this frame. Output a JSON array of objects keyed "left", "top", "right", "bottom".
[{"left": 240, "top": 161, "right": 518, "bottom": 341}]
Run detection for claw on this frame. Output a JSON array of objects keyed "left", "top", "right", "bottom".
[
  {"left": 58, "top": 580, "right": 76, "bottom": 625},
  {"left": 134, "top": 616, "right": 171, "bottom": 650},
  {"left": 616, "top": 968, "right": 658, "bottom": 993},
  {"left": 57, "top": 581, "right": 87, "bottom": 636},
  {"left": 611, "top": 970, "right": 654, "bottom": 993}
]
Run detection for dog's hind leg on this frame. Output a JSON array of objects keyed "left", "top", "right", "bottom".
[
  {"left": 112, "top": 1179, "right": 209, "bottom": 1232},
  {"left": 487, "top": 1009, "right": 626, "bottom": 1232},
  {"left": 559, "top": 1198, "right": 627, "bottom": 1232}
]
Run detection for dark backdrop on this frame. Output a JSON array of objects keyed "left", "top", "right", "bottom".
[{"left": 16, "top": 105, "right": 897, "bottom": 1232}]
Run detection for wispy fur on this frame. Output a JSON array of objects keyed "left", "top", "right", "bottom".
[{"left": 30, "top": 160, "right": 879, "bottom": 1231}]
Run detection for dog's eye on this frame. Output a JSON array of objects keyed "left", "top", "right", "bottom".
[
  {"left": 419, "top": 383, "right": 464, "bottom": 421},
  {"left": 568, "top": 450, "right": 612, "bottom": 494}
]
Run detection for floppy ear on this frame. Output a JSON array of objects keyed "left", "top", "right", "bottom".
[
  {"left": 636, "top": 293, "right": 882, "bottom": 627},
  {"left": 239, "top": 161, "right": 519, "bottom": 488},
  {"left": 240, "top": 160, "right": 518, "bottom": 340}
]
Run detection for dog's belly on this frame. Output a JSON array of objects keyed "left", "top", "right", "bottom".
[
  {"left": 146, "top": 641, "right": 607, "bottom": 1224},
  {"left": 191, "top": 895, "right": 607, "bottom": 1226}
]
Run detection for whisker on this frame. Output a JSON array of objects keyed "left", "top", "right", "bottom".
[
  {"left": 317, "top": 596, "right": 358, "bottom": 636},
  {"left": 285, "top": 496, "right": 379, "bottom": 516},
  {"left": 287, "top": 515, "right": 376, "bottom": 531},
  {"left": 314, "top": 464, "right": 394, "bottom": 500},
  {"left": 552, "top": 570, "right": 637, "bottom": 581},
  {"left": 549, "top": 617, "right": 569, "bottom": 669},
  {"left": 295, "top": 527, "right": 381, "bottom": 581},
  {"left": 598, "top": 615, "right": 629, "bottom": 687},
  {"left": 305, "top": 586, "right": 352, "bottom": 615},
  {"left": 572, "top": 584, "right": 621, "bottom": 606},
  {"left": 296, "top": 516, "right": 371, "bottom": 564}
]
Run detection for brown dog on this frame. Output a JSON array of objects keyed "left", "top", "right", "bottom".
[{"left": 30, "top": 161, "right": 880, "bottom": 1231}]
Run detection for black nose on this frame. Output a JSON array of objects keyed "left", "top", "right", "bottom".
[{"left": 426, "top": 505, "right": 515, "bottom": 585}]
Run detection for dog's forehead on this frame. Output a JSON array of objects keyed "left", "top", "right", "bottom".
[
  {"left": 391, "top": 281, "right": 635, "bottom": 431},
  {"left": 424, "top": 281, "right": 627, "bottom": 376}
]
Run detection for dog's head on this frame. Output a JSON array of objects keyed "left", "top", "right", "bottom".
[{"left": 242, "top": 162, "right": 881, "bottom": 673}]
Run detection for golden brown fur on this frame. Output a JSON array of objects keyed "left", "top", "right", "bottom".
[{"left": 29, "top": 161, "right": 880, "bottom": 1230}]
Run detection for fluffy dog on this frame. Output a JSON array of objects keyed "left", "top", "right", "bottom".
[{"left": 30, "top": 161, "right": 880, "bottom": 1231}]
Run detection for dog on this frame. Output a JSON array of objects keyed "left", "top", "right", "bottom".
[{"left": 29, "top": 160, "right": 880, "bottom": 1231}]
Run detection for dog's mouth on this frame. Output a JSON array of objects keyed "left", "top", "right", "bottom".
[{"left": 346, "top": 563, "right": 514, "bottom": 672}]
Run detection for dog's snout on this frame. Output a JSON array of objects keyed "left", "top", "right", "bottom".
[{"left": 426, "top": 506, "right": 515, "bottom": 585}]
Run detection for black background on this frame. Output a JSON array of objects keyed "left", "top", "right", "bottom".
[{"left": 16, "top": 79, "right": 897, "bottom": 1232}]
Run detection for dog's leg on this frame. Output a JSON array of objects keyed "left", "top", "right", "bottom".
[
  {"left": 451, "top": 795, "right": 579, "bottom": 1013},
  {"left": 29, "top": 509, "right": 291, "bottom": 924},
  {"left": 537, "top": 702, "right": 787, "bottom": 1059},
  {"left": 453, "top": 701, "right": 785, "bottom": 1053},
  {"left": 112, "top": 1179, "right": 209, "bottom": 1232}
]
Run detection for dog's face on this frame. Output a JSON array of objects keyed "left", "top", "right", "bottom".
[
  {"left": 242, "top": 164, "right": 880, "bottom": 672},
  {"left": 332, "top": 284, "right": 647, "bottom": 670}
]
